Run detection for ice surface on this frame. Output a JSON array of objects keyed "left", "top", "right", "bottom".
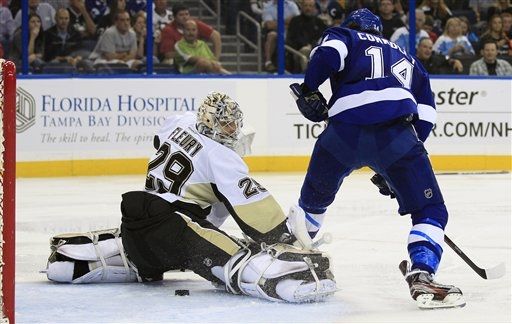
[{"left": 16, "top": 172, "right": 511, "bottom": 323}]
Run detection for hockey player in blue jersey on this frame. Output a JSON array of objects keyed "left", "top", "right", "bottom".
[{"left": 289, "top": 8, "right": 465, "bottom": 309}]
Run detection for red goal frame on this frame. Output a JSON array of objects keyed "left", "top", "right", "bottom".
[{"left": 1, "top": 60, "right": 16, "bottom": 323}]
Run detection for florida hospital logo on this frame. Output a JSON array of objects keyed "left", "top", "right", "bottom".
[
  {"left": 16, "top": 87, "right": 36, "bottom": 132},
  {"left": 424, "top": 188, "right": 433, "bottom": 199}
]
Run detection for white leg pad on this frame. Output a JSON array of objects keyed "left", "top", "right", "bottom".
[
  {"left": 45, "top": 228, "right": 138, "bottom": 283},
  {"left": 222, "top": 243, "right": 337, "bottom": 303}
]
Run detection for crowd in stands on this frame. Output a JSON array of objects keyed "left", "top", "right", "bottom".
[{"left": 0, "top": 0, "right": 511, "bottom": 75}]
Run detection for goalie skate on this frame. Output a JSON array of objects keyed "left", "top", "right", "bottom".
[{"left": 399, "top": 260, "right": 466, "bottom": 309}]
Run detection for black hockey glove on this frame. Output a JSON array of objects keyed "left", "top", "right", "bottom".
[
  {"left": 290, "top": 83, "right": 329, "bottom": 122},
  {"left": 370, "top": 173, "right": 396, "bottom": 199}
]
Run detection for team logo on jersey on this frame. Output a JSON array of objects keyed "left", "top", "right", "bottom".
[
  {"left": 16, "top": 87, "right": 36, "bottom": 132},
  {"left": 424, "top": 188, "right": 433, "bottom": 199},
  {"left": 203, "top": 257, "right": 213, "bottom": 267}
]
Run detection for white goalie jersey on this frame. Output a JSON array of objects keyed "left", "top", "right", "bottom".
[{"left": 145, "top": 112, "right": 286, "bottom": 233}]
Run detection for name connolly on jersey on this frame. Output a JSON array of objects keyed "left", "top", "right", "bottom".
[{"left": 356, "top": 32, "right": 414, "bottom": 62}]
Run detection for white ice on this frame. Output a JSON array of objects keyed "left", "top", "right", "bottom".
[{"left": 16, "top": 172, "right": 511, "bottom": 323}]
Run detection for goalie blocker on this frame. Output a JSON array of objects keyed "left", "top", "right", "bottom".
[{"left": 44, "top": 191, "right": 337, "bottom": 303}]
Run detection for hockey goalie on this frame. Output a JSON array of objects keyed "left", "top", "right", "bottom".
[{"left": 44, "top": 92, "right": 337, "bottom": 303}]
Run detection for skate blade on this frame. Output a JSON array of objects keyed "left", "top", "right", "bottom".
[
  {"left": 293, "top": 279, "right": 338, "bottom": 303},
  {"left": 416, "top": 293, "right": 466, "bottom": 309}
]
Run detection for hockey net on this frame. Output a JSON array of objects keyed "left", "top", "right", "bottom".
[{"left": 0, "top": 59, "right": 16, "bottom": 323}]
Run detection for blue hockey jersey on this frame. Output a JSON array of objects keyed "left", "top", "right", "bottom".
[{"left": 304, "top": 27, "right": 436, "bottom": 142}]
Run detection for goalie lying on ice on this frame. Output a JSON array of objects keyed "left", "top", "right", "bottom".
[{"left": 44, "top": 92, "right": 336, "bottom": 303}]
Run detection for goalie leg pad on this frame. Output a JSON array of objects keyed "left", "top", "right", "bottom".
[
  {"left": 222, "top": 243, "right": 337, "bottom": 303},
  {"left": 45, "top": 228, "right": 138, "bottom": 283}
]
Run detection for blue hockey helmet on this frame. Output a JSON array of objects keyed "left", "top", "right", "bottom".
[{"left": 340, "top": 8, "right": 383, "bottom": 36}]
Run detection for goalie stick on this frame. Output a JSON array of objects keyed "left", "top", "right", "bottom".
[{"left": 444, "top": 235, "right": 505, "bottom": 280}]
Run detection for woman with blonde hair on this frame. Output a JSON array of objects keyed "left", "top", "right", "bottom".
[{"left": 433, "top": 17, "right": 475, "bottom": 57}]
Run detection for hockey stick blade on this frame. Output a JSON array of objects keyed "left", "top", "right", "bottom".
[{"left": 444, "top": 235, "right": 505, "bottom": 280}]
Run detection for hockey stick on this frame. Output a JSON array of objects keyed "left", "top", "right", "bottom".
[{"left": 444, "top": 235, "right": 505, "bottom": 280}]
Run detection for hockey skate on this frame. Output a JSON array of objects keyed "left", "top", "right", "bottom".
[{"left": 399, "top": 260, "right": 466, "bottom": 309}]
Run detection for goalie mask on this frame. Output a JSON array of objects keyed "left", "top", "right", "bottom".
[{"left": 196, "top": 92, "right": 243, "bottom": 150}]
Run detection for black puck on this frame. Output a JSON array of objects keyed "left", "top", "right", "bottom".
[{"left": 175, "top": 289, "right": 190, "bottom": 296}]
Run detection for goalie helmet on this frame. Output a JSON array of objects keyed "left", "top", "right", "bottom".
[
  {"left": 340, "top": 8, "right": 383, "bottom": 36},
  {"left": 196, "top": 92, "right": 243, "bottom": 150}
]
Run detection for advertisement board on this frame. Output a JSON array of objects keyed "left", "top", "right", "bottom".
[{"left": 15, "top": 77, "right": 511, "bottom": 175}]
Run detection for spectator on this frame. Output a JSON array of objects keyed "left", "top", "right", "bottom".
[
  {"left": 459, "top": 15, "right": 480, "bottom": 48},
  {"left": 126, "top": 0, "right": 145, "bottom": 17},
  {"left": 10, "top": 13, "right": 45, "bottom": 72},
  {"left": 153, "top": 0, "right": 172, "bottom": 33},
  {"left": 67, "top": 0, "right": 97, "bottom": 40},
  {"left": 417, "top": 36, "right": 463, "bottom": 74},
  {"left": 96, "top": 0, "right": 127, "bottom": 34},
  {"left": 85, "top": 0, "right": 109, "bottom": 25},
  {"left": 44, "top": 7, "right": 92, "bottom": 70},
  {"left": 89, "top": 10, "right": 141, "bottom": 69},
  {"left": 487, "top": 0, "right": 512, "bottom": 18},
  {"left": 287, "top": 0, "right": 327, "bottom": 72},
  {"left": 159, "top": 4, "right": 221, "bottom": 65},
  {"left": 500, "top": 12, "right": 512, "bottom": 37},
  {"left": 390, "top": 9, "right": 429, "bottom": 52},
  {"left": 433, "top": 17, "right": 475, "bottom": 57},
  {"left": 14, "top": 0, "right": 55, "bottom": 31},
  {"left": 8, "top": 0, "right": 20, "bottom": 17},
  {"left": 418, "top": 0, "right": 453, "bottom": 36},
  {"left": 377, "top": 0, "right": 404, "bottom": 39},
  {"left": 315, "top": 0, "right": 344, "bottom": 26},
  {"left": 174, "top": 20, "right": 229, "bottom": 74},
  {"left": 132, "top": 12, "right": 158, "bottom": 65},
  {"left": 261, "top": 0, "right": 300, "bottom": 72},
  {"left": 423, "top": 14, "right": 439, "bottom": 42},
  {"left": 479, "top": 14, "right": 510, "bottom": 55},
  {"left": 0, "top": 5, "right": 15, "bottom": 56},
  {"left": 469, "top": 40, "right": 512, "bottom": 75},
  {"left": 249, "top": 0, "right": 267, "bottom": 18}
]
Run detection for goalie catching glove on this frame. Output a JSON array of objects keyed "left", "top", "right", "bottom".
[{"left": 290, "top": 83, "right": 329, "bottom": 122}]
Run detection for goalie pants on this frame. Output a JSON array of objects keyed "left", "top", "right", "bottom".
[{"left": 120, "top": 191, "right": 242, "bottom": 285}]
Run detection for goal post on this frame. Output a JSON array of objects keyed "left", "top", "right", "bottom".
[{"left": 0, "top": 59, "right": 16, "bottom": 323}]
